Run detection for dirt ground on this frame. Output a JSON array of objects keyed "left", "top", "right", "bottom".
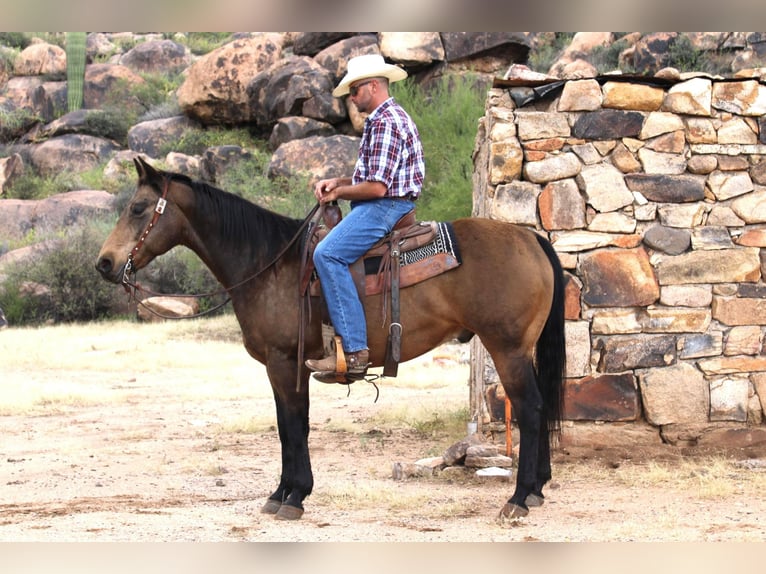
[{"left": 2, "top": 328, "right": 766, "bottom": 542}]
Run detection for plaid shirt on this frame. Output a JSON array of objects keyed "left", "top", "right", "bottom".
[{"left": 352, "top": 97, "right": 425, "bottom": 199}]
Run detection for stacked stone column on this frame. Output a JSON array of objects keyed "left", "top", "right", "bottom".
[{"left": 472, "top": 75, "right": 766, "bottom": 448}]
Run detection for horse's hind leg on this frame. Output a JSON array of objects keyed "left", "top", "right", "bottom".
[
  {"left": 526, "top": 422, "right": 552, "bottom": 508},
  {"left": 494, "top": 354, "right": 543, "bottom": 520}
]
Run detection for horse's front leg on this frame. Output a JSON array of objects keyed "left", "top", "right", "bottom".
[{"left": 261, "top": 354, "right": 313, "bottom": 520}]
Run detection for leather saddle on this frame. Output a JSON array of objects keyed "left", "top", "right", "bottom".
[{"left": 298, "top": 203, "right": 460, "bottom": 379}]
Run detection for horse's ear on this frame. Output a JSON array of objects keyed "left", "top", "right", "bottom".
[{"left": 134, "top": 156, "right": 158, "bottom": 183}]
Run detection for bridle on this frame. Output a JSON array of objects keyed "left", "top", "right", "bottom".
[
  {"left": 121, "top": 177, "right": 171, "bottom": 291},
  {"left": 120, "top": 174, "right": 321, "bottom": 320}
]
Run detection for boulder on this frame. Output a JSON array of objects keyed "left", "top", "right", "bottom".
[
  {"left": 0, "top": 153, "right": 24, "bottom": 196},
  {"left": 177, "top": 33, "right": 284, "bottom": 125},
  {"left": 267, "top": 135, "right": 359, "bottom": 187},
  {"left": 199, "top": 145, "right": 252, "bottom": 183},
  {"left": 247, "top": 56, "right": 345, "bottom": 128},
  {"left": 136, "top": 296, "right": 200, "bottom": 322},
  {"left": 13, "top": 41, "right": 66, "bottom": 77},
  {"left": 28, "top": 134, "right": 120, "bottom": 177},
  {"left": 83, "top": 63, "right": 146, "bottom": 109},
  {"left": 0, "top": 190, "right": 115, "bottom": 239},
  {"left": 118, "top": 39, "right": 191, "bottom": 74},
  {"left": 127, "top": 116, "right": 201, "bottom": 158},
  {"left": 292, "top": 33, "right": 355, "bottom": 56}
]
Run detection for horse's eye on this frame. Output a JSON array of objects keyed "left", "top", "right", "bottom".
[{"left": 130, "top": 201, "right": 149, "bottom": 216}]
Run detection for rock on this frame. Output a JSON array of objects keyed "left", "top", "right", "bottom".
[
  {"left": 564, "top": 373, "right": 639, "bottom": 421},
  {"left": 490, "top": 181, "right": 540, "bottom": 225},
  {"left": 391, "top": 461, "right": 435, "bottom": 480},
  {"left": 118, "top": 39, "right": 191, "bottom": 74},
  {"left": 602, "top": 81, "right": 664, "bottom": 111},
  {"left": 13, "top": 41, "right": 66, "bottom": 77},
  {"left": 127, "top": 116, "right": 201, "bottom": 158},
  {"left": 475, "top": 467, "right": 513, "bottom": 480},
  {"left": 561, "top": 421, "right": 663, "bottom": 447},
  {"left": 638, "top": 362, "right": 710, "bottom": 425},
  {"left": 136, "top": 296, "right": 200, "bottom": 322},
  {"left": 248, "top": 55, "right": 345, "bottom": 128},
  {"left": 442, "top": 433, "right": 486, "bottom": 466},
  {"left": 523, "top": 152, "right": 581, "bottom": 184},
  {"left": 577, "top": 163, "right": 634, "bottom": 212},
  {"left": 660, "top": 422, "right": 766, "bottom": 448},
  {"left": 0, "top": 190, "right": 115, "bottom": 239},
  {"left": 268, "top": 117, "right": 336, "bottom": 151},
  {"left": 488, "top": 140, "right": 523, "bottom": 185},
  {"left": 662, "top": 77, "right": 712, "bottom": 116},
  {"left": 597, "top": 334, "right": 677, "bottom": 372},
  {"left": 711, "top": 79, "right": 766, "bottom": 116},
  {"left": 28, "top": 134, "right": 120, "bottom": 177},
  {"left": 712, "top": 297, "right": 766, "bottom": 326},
  {"left": 177, "top": 33, "right": 284, "bottom": 125},
  {"left": 0, "top": 153, "right": 23, "bottom": 196},
  {"left": 655, "top": 248, "right": 761, "bottom": 285},
  {"left": 572, "top": 110, "right": 644, "bottom": 140},
  {"left": 439, "top": 32, "right": 529, "bottom": 64},
  {"left": 557, "top": 79, "right": 603, "bottom": 111},
  {"left": 580, "top": 247, "right": 659, "bottom": 307},
  {"left": 83, "top": 63, "right": 146, "bottom": 109},
  {"left": 292, "top": 33, "right": 355, "bottom": 56},
  {"left": 313, "top": 35, "right": 380, "bottom": 83},
  {"left": 678, "top": 332, "right": 723, "bottom": 359},
  {"left": 266, "top": 134, "right": 358, "bottom": 187},
  {"left": 199, "top": 146, "right": 252, "bottom": 183},
  {"left": 378, "top": 32, "right": 444, "bottom": 65},
  {"left": 538, "top": 179, "right": 586, "bottom": 230}
]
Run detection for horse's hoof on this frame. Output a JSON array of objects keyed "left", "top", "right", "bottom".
[
  {"left": 260, "top": 499, "right": 282, "bottom": 514},
  {"left": 525, "top": 493, "right": 545, "bottom": 507},
  {"left": 275, "top": 504, "right": 304, "bottom": 521},
  {"left": 497, "top": 502, "right": 528, "bottom": 523}
]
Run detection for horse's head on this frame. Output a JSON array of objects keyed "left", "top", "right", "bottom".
[{"left": 95, "top": 157, "right": 187, "bottom": 284}]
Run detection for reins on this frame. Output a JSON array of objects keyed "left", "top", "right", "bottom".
[{"left": 121, "top": 174, "right": 321, "bottom": 320}]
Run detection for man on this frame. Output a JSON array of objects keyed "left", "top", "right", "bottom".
[{"left": 305, "top": 54, "right": 425, "bottom": 382}]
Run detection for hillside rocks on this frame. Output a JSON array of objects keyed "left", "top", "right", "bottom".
[
  {"left": 472, "top": 68, "right": 766, "bottom": 449},
  {"left": 0, "top": 189, "right": 114, "bottom": 239}
]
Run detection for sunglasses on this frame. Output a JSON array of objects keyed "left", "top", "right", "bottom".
[{"left": 349, "top": 79, "right": 374, "bottom": 97}]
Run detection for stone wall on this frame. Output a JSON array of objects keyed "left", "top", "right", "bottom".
[{"left": 470, "top": 74, "right": 766, "bottom": 449}]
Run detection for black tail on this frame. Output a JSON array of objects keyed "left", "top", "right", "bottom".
[{"left": 534, "top": 235, "right": 566, "bottom": 441}]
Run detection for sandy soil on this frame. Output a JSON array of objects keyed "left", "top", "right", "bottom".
[{"left": 2, "top": 332, "right": 766, "bottom": 542}]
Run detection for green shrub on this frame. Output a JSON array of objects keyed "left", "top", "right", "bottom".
[
  {"left": 0, "top": 222, "right": 124, "bottom": 325},
  {"left": 0, "top": 32, "right": 32, "bottom": 49},
  {"left": 528, "top": 32, "right": 575, "bottom": 73},
  {"left": 142, "top": 246, "right": 224, "bottom": 313},
  {"left": 667, "top": 35, "right": 708, "bottom": 72},
  {"left": 178, "top": 33, "right": 235, "bottom": 55},
  {"left": 391, "top": 75, "right": 485, "bottom": 221},
  {"left": 590, "top": 37, "right": 634, "bottom": 73},
  {"left": 159, "top": 127, "right": 261, "bottom": 157},
  {"left": 3, "top": 163, "right": 118, "bottom": 200},
  {"left": 82, "top": 109, "right": 135, "bottom": 144}
]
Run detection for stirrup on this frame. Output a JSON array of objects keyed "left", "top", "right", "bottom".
[{"left": 311, "top": 370, "right": 368, "bottom": 385}]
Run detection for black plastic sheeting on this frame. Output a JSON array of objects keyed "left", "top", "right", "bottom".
[{"left": 491, "top": 74, "right": 765, "bottom": 108}]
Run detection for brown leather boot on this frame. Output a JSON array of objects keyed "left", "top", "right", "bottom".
[{"left": 305, "top": 349, "right": 370, "bottom": 375}]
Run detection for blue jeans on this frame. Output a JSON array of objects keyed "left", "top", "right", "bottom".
[{"left": 313, "top": 197, "right": 415, "bottom": 353}]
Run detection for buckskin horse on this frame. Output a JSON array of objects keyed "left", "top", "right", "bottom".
[{"left": 95, "top": 157, "right": 566, "bottom": 521}]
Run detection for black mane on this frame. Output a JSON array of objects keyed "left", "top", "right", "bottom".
[{"left": 165, "top": 172, "right": 305, "bottom": 263}]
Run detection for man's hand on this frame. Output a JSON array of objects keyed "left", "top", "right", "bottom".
[{"left": 314, "top": 178, "right": 340, "bottom": 204}]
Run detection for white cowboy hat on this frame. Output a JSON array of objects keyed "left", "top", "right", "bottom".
[{"left": 332, "top": 54, "right": 408, "bottom": 97}]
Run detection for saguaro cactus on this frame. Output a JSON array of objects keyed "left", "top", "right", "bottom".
[{"left": 66, "top": 32, "right": 87, "bottom": 112}]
